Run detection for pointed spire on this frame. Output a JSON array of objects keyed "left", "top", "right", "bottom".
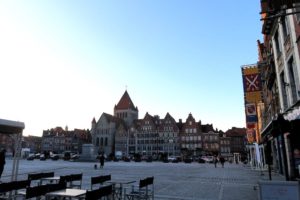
[{"left": 115, "top": 90, "right": 137, "bottom": 111}]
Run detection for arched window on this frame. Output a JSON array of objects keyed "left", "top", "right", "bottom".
[
  {"left": 105, "top": 138, "right": 108, "bottom": 146},
  {"left": 100, "top": 138, "right": 104, "bottom": 146},
  {"left": 96, "top": 138, "right": 99, "bottom": 146}
]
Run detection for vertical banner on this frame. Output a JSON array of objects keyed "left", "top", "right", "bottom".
[
  {"left": 245, "top": 103, "right": 258, "bottom": 122},
  {"left": 242, "top": 65, "right": 262, "bottom": 143},
  {"left": 246, "top": 129, "right": 255, "bottom": 143},
  {"left": 242, "top": 65, "right": 262, "bottom": 103}
]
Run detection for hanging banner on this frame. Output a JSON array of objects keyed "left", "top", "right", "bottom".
[
  {"left": 247, "top": 122, "right": 256, "bottom": 129},
  {"left": 246, "top": 103, "right": 258, "bottom": 122},
  {"left": 247, "top": 129, "right": 256, "bottom": 143},
  {"left": 241, "top": 65, "right": 262, "bottom": 103}
]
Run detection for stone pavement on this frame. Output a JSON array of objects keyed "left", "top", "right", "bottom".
[{"left": 1, "top": 159, "right": 285, "bottom": 200}]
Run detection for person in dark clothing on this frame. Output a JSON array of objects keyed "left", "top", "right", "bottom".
[
  {"left": 213, "top": 155, "right": 218, "bottom": 168},
  {"left": 220, "top": 156, "right": 225, "bottom": 168},
  {"left": 99, "top": 154, "right": 105, "bottom": 169},
  {"left": 0, "top": 149, "right": 6, "bottom": 181}
]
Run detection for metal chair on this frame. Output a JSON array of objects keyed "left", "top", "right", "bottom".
[
  {"left": 59, "top": 175, "right": 73, "bottom": 188},
  {"left": 0, "top": 179, "right": 30, "bottom": 199},
  {"left": 25, "top": 184, "right": 48, "bottom": 199},
  {"left": 91, "top": 175, "right": 111, "bottom": 190},
  {"left": 85, "top": 184, "right": 113, "bottom": 200},
  {"left": 70, "top": 173, "right": 83, "bottom": 189},
  {"left": 124, "top": 178, "right": 149, "bottom": 200}
]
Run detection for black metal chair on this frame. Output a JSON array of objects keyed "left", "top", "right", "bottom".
[
  {"left": 85, "top": 184, "right": 113, "bottom": 200},
  {"left": 59, "top": 175, "right": 73, "bottom": 188},
  {"left": 28, "top": 173, "right": 44, "bottom": 186},
  {"left": 70, "top": 173, "right": 83, "bottom": 189},
  {"left": 124, "top": 177, "right": 154, "bottom": 200},
  {"left": 25, "top": 184, "right": 49, "bottom": 199},
  {"left": 28, "top": 172, "right": 54, "bottom": 186},
  {"left": 91, "top": 175, "right": 111, "bottom": 190},
  {"left": 0, "top": 179, "right": 30, "bottom": 199}
]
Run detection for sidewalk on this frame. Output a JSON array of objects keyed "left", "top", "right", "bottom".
[{"left": 1, "top": 159, "right": 285, "bottom": 200}]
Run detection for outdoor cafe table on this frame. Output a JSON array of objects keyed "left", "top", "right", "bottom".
[
  {"left": 107, "top": 179, "right": 136, "bottom": 200},
  {"left": 45, "top": 188, "right": 86, "bottom": 199}
]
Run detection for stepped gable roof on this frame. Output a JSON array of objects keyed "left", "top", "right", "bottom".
[
  {"left": 225, "top": 127, "right": 246, "bottom": 137},
  {"left": 115, "top": 90, "right": 138, "bottom": 111}
]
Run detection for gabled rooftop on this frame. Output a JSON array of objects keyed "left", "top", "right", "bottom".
[{"left": 114, "top": 90, "right": 138, "bottom": 111}]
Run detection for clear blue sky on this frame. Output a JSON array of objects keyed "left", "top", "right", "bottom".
[{"left": 0, "top": 1, "right": 262, "bottom": 136}]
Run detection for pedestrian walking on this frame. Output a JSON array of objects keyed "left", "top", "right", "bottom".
[
  {"left": 220, "top": 156, "right": 225, "bottom": 168},
  {"left": 213, "top": 155, "right": 218, "bottom": 168},
  {"left": 99, "top": 154, "right": 105, "bottom": 169},
  {"left": 0, "top": 149, "right": 6, "bottom": 181}
]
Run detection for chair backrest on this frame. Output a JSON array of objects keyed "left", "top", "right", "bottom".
[
  {"left": 139, "top": 178, "right": 148, "bottom": 189},
  {"left": 146, "top": 176, "right": 154, "bottom": 185},
  {"left": 104, "top": 174, "right": 111, "bottom": 182},
  {"left": 71, "top": 173, "right": 82, "bottom": 181},
  {"left": 0, "top": 179, "right": 31, "bottom": 193},
  {"left": 70, "top": 173, "right": 82, "bottom": 188},
  {"left": 90, "top": 174, "right": 111, "bottom": 190},
  {"left": 86, "top": 184, "right": 113, "bottom": 200},
  {"left": 41, "top": 172, "right": 54, "bottom": 179},
  {"left": 59, "top": 175, "right": 72, "bottom": 184},
  {"left": 28, "top": 173, "right": 43, "bottom": 181},
  {"left": 13, "top": 179, "right": 31, "bottom": 190},
  {"left": 25, "top": 184, "right": 48, "bottom": 199},
  {"left": 0, "top": 182, "right": 14, "bottom": 193}
]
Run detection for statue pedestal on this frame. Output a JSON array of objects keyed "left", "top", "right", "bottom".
[{"left": 78, "top": 144, "right": 97, "bottom": 162}]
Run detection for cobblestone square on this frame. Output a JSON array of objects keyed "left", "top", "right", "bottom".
[{"left": 1, "top": 159, "right": 285, "bottom": 200}]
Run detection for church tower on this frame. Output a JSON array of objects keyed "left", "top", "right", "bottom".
[{"left": 114, "top": 90, "right": 138, "bottom": 126}]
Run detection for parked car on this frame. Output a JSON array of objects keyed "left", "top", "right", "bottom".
[
  {"left": 71, "top": 154, "right": 79, "bottom": 160},
  {"left": 167, "top": 156, "right": 177, "bottom": 162},
  {"left": 40, "top": 154, "right": 46, "bottom": 161},
  {"left": 201, "top": 156, "right": 214, "bottom": 163},
  {"left": 27, "top": 154, "right": 35, "bottom": 161},
  {"left": 50, "top": 154, "right": 59, "bottom": 160}
]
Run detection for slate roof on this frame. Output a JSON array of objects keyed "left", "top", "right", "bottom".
[{"left": 114, "top": 90, "right": 138, "bottom": 111}]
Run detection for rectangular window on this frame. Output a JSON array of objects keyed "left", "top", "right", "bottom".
[
  {"left": 280, "top": 72, "right": 289, "bottom": 110},
  {"left": 281, "top": 17, "right": 290, "bottom": 40},
  {"left": 288, "top": 58, "right": 298, "bottom": 104},
  {"left": 274, "top": 31, "right": 282, "bottom": 57}
]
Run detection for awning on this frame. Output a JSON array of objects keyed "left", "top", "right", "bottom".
[
  {"left": 0, "top": 118, "right": 25, "bottom": 181},
  {"left": 0, "top": 119, "right": 25, "bottom": 134},
  {"left": 261, "top": 115, "right": 290, "bottom": 143}
]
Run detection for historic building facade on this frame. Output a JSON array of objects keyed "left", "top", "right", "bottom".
[
  {"left": 258, "top": 1, "right": 300, "bottom": 180},
  {"left": 92, "top": 90, "right": 235, "bottom": 159},
  {"left": 41, "top": 127, "right": 91, "bottom": 154},
  {"left": 91, "top": 91, "right": 138, "bottom": 156}
]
